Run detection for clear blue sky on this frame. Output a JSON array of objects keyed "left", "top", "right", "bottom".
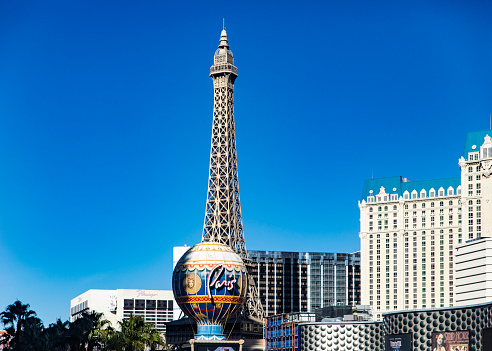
[{"left": 0, "top": 0, "right": 491, "bottom": 325}]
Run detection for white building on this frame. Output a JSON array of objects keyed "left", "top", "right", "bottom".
[
  {"left": 70, "top": 289, "right": 176, "bottom": 334},
  {"left": 455, "top": 237, "right": 492, "bottom": 305},
  {"left": 359, "top": 129, "right": 492, "bottom": 320}
]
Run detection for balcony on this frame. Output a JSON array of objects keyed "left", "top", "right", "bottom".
[{"left": 210, "top": 63, "right": 238, "bottom": 76}]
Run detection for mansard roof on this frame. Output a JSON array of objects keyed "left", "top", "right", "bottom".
[
  {"left": 360, "top": 176, "right": 461, "bottom": 201},
  {"left": 462, "top": 128, "right": 492, "bottom": 157}
]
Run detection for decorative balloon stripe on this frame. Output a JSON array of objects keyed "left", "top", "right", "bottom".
[
  {"left": 176, "top": 295, "right": 246, "bottom": 304},
  {"left": 175, "top": 263, "right": 246, "bottom": 272}
]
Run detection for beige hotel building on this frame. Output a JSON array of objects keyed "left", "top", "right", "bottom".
[{"left": 359, "top": 129, "right": 492, "bottom": 320}]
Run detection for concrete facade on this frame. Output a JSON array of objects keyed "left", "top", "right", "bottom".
[{"left": 70, "top": 289, "right": 176, "bottom": 334}]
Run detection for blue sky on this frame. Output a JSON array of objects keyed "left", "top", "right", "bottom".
[{"left": 0, "top": 0, "right": 491, "bottom": 325}]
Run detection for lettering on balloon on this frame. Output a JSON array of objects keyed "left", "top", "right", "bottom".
[{"left": 206, "top": 264, "right": 238, "bottom": 300}]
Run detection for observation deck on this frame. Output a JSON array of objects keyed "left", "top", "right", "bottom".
[{"left": 210, "top": 63, "right": 238, "bottom": 77}]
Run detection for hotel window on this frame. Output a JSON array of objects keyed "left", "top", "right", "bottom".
[
  {"left": 404, "top": 192, "right": 409, "bottom": 199},
  {"left": 447, "top": 187, "right": 454, "bottom": 196},
  {"left": 476, "top": 175, "right": 481, "bottom": 180},
  {"left": 468, "top": 167, "right": 473, "bottom": 173},
  {"left": 391, "top": 194, "right": 398, "bottom": 201},
  {"left": 367, "top": 196, "right": 375, "bottom": 202},
  {"left": 483, "top": 145, "right": 492, "bottom": 158},
  {"left": 476, "top": 165, "right": 481, "bottom": 172},
  {"left": 420, "top": 190, "right": 426, "bottom": 198}
]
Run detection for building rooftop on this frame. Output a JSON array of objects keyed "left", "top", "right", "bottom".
[
  {"left": 360, "top": 176, "right": 460, "bottom": 201},
  {"left": 462, "top": 128, "right": 492, "bottom": 157}
]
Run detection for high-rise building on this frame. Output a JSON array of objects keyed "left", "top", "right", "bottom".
[
  {"left": 359, "top": 129, "right": 492, "bottom": 319},
  {"left": 248, "top": 250, "right": 360, "bottom": 315},
  {"left": 70, "top": 289, "right": 176, "bottom": 334}
]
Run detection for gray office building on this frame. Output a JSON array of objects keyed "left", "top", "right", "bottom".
[{"left": 248, "top": 250, "right": 361, "bottom": 316}]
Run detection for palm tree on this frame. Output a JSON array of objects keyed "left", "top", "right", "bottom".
[
  {"left": 44, "top": 319, "right": 70, "bottom": 351},
  {"left": 0, "top": 300, "right": 37, "bottom": 351},
  {"left": 117, "top": 315, "right": 165, "bottom": 351},
  {"left": 15, "top": 316, "right": 44, "bottom": 351},
  {"left": 67, "top": 311, "right": 111, "bottom": 351},
  {"left": 86, "top": 311, "right": 111, "bottom": 351}
]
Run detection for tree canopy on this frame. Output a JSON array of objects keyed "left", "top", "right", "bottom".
[{"left": 0, "top": 300, "right": 168, "bottom": 351}]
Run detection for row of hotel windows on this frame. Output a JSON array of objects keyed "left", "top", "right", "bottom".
[
  {"left": 369, "top": 200, "right": 456, "bottom": 213},
  {"left": 123, "top": 299, "right": 173, "bottom": 310},
  {"left": 367, "top": 186, "right": 461, "bottom": 203}
]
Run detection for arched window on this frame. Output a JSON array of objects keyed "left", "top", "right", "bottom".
[
  {"left": 384, "top": 206, "right": 388, "bottom": 211},
  {"left": 468, "top": 166, "right": 473, "bottom": 173},
  {"left": 449, "top": 200, "right": 453, "bottom": 206},
  {"left": 378, "top": 206, "right": 382, "bottom": 211},
  {"left": 369, "top": 207, "right": 373, "bottom": 212}
]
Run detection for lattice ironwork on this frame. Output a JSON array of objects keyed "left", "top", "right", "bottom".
[{"left": 201, "top": 29, "right": 264, "bottom": 320}]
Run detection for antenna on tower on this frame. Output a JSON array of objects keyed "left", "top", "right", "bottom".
[
  {"left": 489, "top": 113, "right": 491, "bottom": 129},
  {"left": 223, "top": 18, "right": 225, "bottom": 30}
]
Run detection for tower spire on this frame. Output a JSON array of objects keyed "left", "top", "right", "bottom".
[{"left": 202, "top": 29, "right": 264, "bottom": 320}]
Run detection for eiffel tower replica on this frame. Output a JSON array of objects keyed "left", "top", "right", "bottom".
[{"left": 201, "top": 27, "right": 264, "bottom": 321}]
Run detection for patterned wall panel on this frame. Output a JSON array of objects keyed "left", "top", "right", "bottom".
[
  {"left": 299, "top": 322, "right": 383, "bottom": 351},
  {"left": 384, "top": 304, "right": 492, "bottom": 351},
  {"left": 299, "top": 302, "right": 492, "bottom": 351}
]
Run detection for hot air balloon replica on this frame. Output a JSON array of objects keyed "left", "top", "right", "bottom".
[{"left": 172, "top": 242, "right": 248, "bottom": 341}]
